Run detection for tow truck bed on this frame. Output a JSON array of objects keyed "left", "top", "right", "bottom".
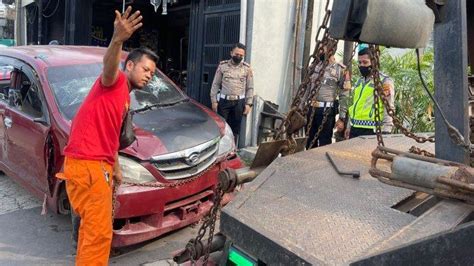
[{"left": 220, "top": 135, "right": 473, "bottom": 265}]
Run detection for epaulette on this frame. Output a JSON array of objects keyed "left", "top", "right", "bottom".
[
  {"left": 379, "top": 72, "right": 392, "bottom": 82},
  {"left": 242, "top": 61, "right": 251, "bottom": 67},
  {"left": 219, "top": 60, "right": 229, "bottom": 65}
]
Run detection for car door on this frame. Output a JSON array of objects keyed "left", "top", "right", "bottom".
[
  {"left": 0, "top": 97, "right": 7, "bottom": 167},
  {"left": 0, "top": 60, "right": 13, "bottom": 167},
  {"left": 4, "top": 63, "right": 51, "bottom": 194}
]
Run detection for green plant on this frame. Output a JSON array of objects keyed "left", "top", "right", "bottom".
[{"left": 350, "top": 48, "right": 435, "bottom": 133}]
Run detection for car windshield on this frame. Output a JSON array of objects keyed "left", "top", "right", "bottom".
[{"left": 47, "top": 63, "right": 186, "bottom": 120}]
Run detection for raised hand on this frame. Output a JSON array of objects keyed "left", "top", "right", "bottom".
[{"left": 112, "top": 6, "right": 143, "bottom": 43}]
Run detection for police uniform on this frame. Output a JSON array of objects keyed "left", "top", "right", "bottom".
[
  {"left": 348, "top": 73, "right": 395, "bottom": 138},
  {"left": 306, "top": 61, "right": 349, "bottom": 149},
  {"left": 210, "top": 60, "right": 254, "bottom": 136}
]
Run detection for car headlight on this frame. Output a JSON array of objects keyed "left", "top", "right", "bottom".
[
  {"left": 217, "top": 122, "right": 235, "bottom": 159},
  {"left": 119, "top": 156, "right": 156, "bottom": 184}
]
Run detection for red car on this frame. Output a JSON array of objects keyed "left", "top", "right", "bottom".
[{"left": 0, "top": 46, "right": 242, "bottom": 247}]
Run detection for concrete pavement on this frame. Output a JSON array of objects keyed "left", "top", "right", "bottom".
[{"left": 0, "top": 174, "right": 199, "bottom": 265}]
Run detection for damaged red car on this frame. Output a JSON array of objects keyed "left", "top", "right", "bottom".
[{"left": 0, "top": 46, "right": 242, "bottom": 247}]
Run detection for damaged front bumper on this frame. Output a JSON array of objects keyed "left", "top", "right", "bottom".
[{"left": 111, "top": 156, "right": 242, "bottom": 247}]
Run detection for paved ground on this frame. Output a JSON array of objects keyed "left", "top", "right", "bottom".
[{"left": 0, "top": 174, "right": 199, "bottom": 266}]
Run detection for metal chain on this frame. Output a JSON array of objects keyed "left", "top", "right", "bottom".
[
  {"left": 275, "top": 0, "right": 334, "bottom": 141},
  {"left": 306, "top": 107, "right": 332, "bottom": 149},
  {"left": 111, "top": 159, "right": 223, "bottom": 265},
  {"left": 111, "top": 160, "right": 219, "bottom": 221},
  {"left": 368, "top": 45, "right": 435, "bottom": 149},
  {"left": 306, "top": 42, "right": 359, "bottom": 148},
  {"left": 369, "top": 45, "right": 385, "bottom": 147},
  {"left": 409, "top": 146, "right": 435, "bottom": 157},
  {"left": 350, "top": 43, "right": 359, "bottom": 65},
  {"left": 202, "top": 184, "right": 224, "bottom": 265}
]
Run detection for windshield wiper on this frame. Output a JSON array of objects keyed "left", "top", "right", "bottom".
[
  {"left": 131, "top": 103, "right": 163, "bottom": 114},
  {"left": 131, "top": 98, "right": 189, "bottom": 114}
]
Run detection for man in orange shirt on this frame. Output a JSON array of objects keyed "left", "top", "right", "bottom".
[{"left": 60, "top": 7, "right": 157, "bottom": 265}]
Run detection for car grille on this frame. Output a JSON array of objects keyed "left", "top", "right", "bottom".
[{"left": 151, "top": 138, "right": 220, "bottom": 180}]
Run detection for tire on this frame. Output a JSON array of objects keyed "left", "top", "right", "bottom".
[{"left": 70, "top": 207, "right": 80, "bottom": 252}]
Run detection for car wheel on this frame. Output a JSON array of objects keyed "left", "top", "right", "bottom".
[
  {"left": 58, "top": 187, "right": 71, "bottom": 215},
  {"left": 70, "top": 209, "right": 80, "bottom": 253}
]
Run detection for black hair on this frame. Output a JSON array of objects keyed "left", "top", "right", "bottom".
[
  {"left": 231, "top": 43, "right": 246, "bottom": 51},
  {"left": 124, "top": 47, "right": 159, "bottom": 70},
  {"left": 358, "top": 47, "right": 369, "bottom": 56}
]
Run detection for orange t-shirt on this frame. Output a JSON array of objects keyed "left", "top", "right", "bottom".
[{"left": 64, "top": 71, "right": 130, "bottom": 165}]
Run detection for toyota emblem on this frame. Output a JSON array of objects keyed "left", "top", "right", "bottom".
[{"left": 185, "top": 152, "right": 200, "bottom": 166}]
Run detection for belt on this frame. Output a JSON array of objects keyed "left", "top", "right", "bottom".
[
  {"left": 311, "top": 101, "right": 334, "bottom": 108},
  {"left": 220, "top": 94, "right": 245, "bottom": 101}
]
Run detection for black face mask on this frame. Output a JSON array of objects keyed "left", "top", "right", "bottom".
[
  {"left": 232, "top": 56, "right": 243, "bottom": 64},
  {"left": 359, "top": 66, "right": 372, "bottom": 77},
  {"left": 319, "top": 54, "right": 325, "bottom": 62}
]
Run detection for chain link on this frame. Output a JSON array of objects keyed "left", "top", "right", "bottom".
[
  {"left": 306, "top": 107, "right": 332, "bottom": 148},
  {"left": 275, "top": 0, "right": 334, "bottom": 141},
  {"left": 368, "top": 45, "right": 435, "bottom": 149},
  {"left": 111, "top": 159, "right": 223, "bottom": 265},
  {"left": 306, "top": 42, "right": 359, "bottom": 149},
  {"left": 202, "top": 184, "right": 223, "bottom": 264},
  {"left": 409, "top": 146, "right": 435, "bottom": 157},
  {"left": 111, "top": 160, "right": 219, "bottom": 224},
  {"left": 369, "top": 45, "right": 385, "bottom": 147}
]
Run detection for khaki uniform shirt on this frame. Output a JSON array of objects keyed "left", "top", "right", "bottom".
[
  {"left": 210, "top": 60, "right": 254, "bottom": 105},
  {"left": 308, "top": 61, "right": 350, "bottom": 119}
]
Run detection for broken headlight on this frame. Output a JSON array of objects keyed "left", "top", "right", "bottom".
[
  {"left": 119, "top": 156, "right": 156, "bottom": 184},
  {"left": 217, "top": 122, "right": 235, "bottom": 160}
]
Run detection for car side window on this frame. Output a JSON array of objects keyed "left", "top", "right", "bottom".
[{"left": 8, "top": 68, "right": 43, "bottom": 118}]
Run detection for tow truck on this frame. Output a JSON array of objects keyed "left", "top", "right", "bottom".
[{"left": 175, "top": 0, "right": 474, "bottom": 264}]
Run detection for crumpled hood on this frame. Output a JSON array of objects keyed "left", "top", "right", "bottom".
[{"left": 121, "top": 101, "right": 222, "bottom": 160}]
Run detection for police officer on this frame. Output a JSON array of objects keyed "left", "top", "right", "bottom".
[
  {"left": 345, "top": 46, "right": 395, "bottom": 139},
  {"left": 210, "top": 43, "right": 254, "bottom": 140},
  {"left": 306, "top": 51, "right": 351, "bottom": 149}
]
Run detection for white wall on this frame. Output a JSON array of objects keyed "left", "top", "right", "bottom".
[
  {"left": 243, "top": 0, "right": 347, "bottom": 147},
  {"left": 311, "top": 0, "right": 345, "bottom": 62},
  {"left": 248, "top": 0, "right": 344, "bottom": 112},
  {"left": 247, "top": 0, "right": 297, "bottom": 112}
]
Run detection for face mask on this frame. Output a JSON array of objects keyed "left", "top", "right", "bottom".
[
  {"left": 359, "top": 65, "right": 372, "bottom": 77},
  {"left": 232, "top": 56, "right": 243, "bottom": 64},
  {"left": 319, "top": 54, "right": 325, "bottom": 62}
]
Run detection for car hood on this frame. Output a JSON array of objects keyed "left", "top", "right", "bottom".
[{"left": 122, "top": 101, "right": 222, "bottom": 160}]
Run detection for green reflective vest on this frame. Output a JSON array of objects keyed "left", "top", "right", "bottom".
[{"left": 348, "top": 78, "right": 384, "bottom": 129}]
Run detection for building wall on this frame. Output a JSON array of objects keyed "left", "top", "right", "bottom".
[
  {"left": 242, "top": 0, "right": 347, "bottom": 146},
  {"left": 246, "top": 0, "right": 296, "bottom": 112},
  {"left": 247, "top": 0, "right": 344, "bottom": 111}
]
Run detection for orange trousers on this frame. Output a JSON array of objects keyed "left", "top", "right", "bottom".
[{"left": 61, "top": 157, "right": 114, "bottom": 266}]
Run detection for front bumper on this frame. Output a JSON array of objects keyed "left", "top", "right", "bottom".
[{"left": 111, "top": 156, "right": 242, "bottom": 247}]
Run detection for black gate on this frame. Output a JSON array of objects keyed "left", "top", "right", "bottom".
[{"left": 187, "top": 0, "right": 241, "bottom": 106}]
